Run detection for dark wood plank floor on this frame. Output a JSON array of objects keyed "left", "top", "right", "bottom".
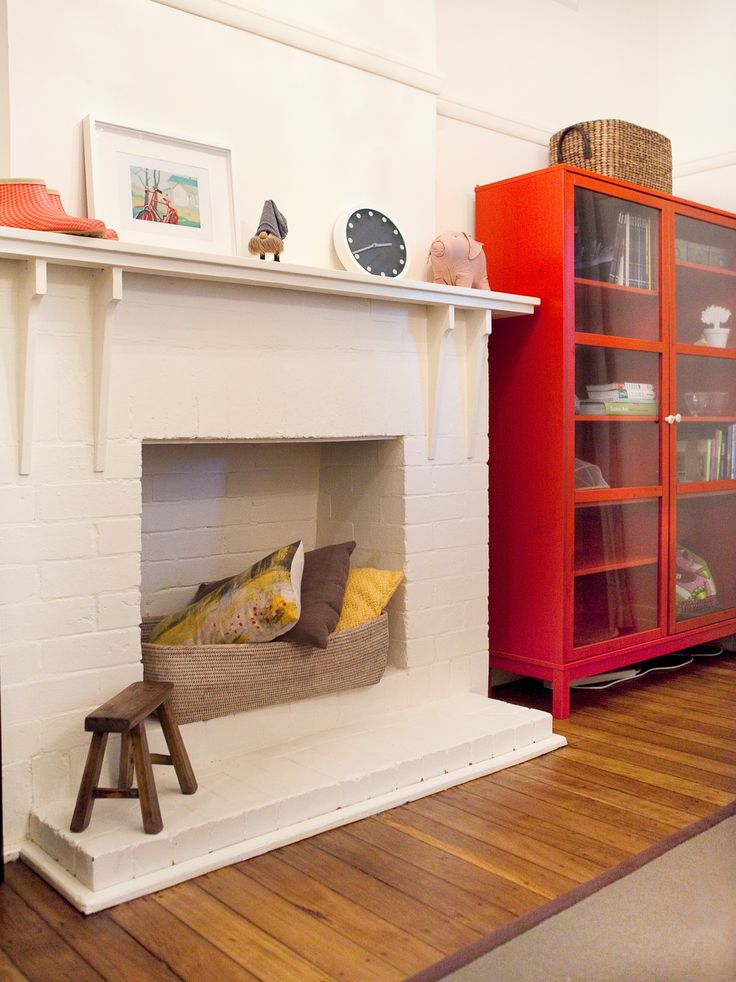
[{"left": 2, "top": 653, "right": 734, "bottom": 980}]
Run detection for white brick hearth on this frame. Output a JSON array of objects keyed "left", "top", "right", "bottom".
[
  {"left": 24, "top": 694, "right": 562, "bottom": 913},
  {"left": 0, "top": 230, "right": 563, "bottom": 911}
]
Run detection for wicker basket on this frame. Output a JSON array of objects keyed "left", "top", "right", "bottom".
[
  {"left": 141, "top": 613, "right": 389, "bottom": 724},
  {"left": 549, "top": 120, "right": 672, "bottom": 193},
  {"left": 676, "top": 596, "right": 720, "bottom": 618}
]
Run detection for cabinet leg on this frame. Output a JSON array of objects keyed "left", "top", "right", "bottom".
[{"left": 551, "top": 672, "right": 570, "bottom": 719}]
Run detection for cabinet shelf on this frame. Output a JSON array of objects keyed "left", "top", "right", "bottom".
[
  {"left": 574, "top": 555, "right": 658, "bottom": 577},
  {"left": 675, "top": 344, "right": 736, "bottom": 359},
  {"left": 677, "top": 479, "right": 736, "bottom": 495},
  {"left": 574, "top": 332, "right": 663, "bottom": 352},
  {"left": 575, "top": 276, "right": 658, "bottom": 297},
  {"left": 676, "top": 259, "right": 736, "bottom": 279},
  {"left": 575, "top": 414, "right": 659, "bottom": 422},
  {"left": 575, "top": 486, "right": 662, "bottom": 504}
]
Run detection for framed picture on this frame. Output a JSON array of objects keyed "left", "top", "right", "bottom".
[{"left": 83, "top": 116, "right": 238, "bottom": 255}]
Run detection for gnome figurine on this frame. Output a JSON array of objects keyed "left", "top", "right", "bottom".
[{"left": 248, "top": 199, "right": 288, "bottom": 261}]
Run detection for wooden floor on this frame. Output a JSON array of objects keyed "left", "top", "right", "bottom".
[{"left": 2, "top": 653, "right": 734, "bottom": 981}]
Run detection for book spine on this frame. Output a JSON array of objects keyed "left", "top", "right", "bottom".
[
  {"left": 586, "top": 383, "right": 655, "bottom": 398},
  {"left": 579, "top": 401, "right": 658, "bottom": 415}
]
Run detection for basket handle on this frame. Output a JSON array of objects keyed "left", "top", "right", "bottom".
[{"left": 556, "top": 125, "right": 592, "bottom": 163}]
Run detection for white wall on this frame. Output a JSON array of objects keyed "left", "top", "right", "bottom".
[
  {"left": 438, "top": 0, "right": 660, "bottom": 135},
  {"left": 165, "top": 0, "right": 438, "bottom": 72},
  {"left": 435, "top": 0, "right": 736, "bottom": 230},
  {"left": 435, "top": 0, "right": 662, "bottom": 234},
  {"left": 3, "top": 0, "right": 437, "bottom": 277},
  {"left": 659, "top": 0, "right": 736, "bottom": 213}
]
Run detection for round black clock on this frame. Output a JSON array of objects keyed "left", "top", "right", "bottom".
[{"left": 333, "top": 208, "right": 409, "bottom": 278}]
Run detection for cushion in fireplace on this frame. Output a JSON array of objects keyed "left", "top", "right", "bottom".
[
  {"left": 334, "top": 567, "right": 403, "bottom": 633},
  {"left": 149, "top": 540, "right": 304, "bottom": 645},
  {"left": 195, "top": 541, "right": 356, "bottom": 649}
]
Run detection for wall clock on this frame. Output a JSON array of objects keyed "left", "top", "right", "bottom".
[{"left": 333, "top": 207, "right": 409, "bottom": 278}]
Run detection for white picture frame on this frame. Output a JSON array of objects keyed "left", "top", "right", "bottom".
[{"left": 82, "top": 115, "right": 238, "bottom": 255}]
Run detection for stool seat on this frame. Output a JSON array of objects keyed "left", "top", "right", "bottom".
[
  {"left": 71, "top": 681, "right": 196, "bottom": 835},
  {"left": 85, "top": 681, "right": 174, "bottom": 733}
]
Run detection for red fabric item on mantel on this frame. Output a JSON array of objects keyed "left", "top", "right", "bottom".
[
  {"left": 46, "top": 188, "right": 118, "bottom": 240},
  {"left": 0, "top": 179, "right": 106, "bottom": 236}
]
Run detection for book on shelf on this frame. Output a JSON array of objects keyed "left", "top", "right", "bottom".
[
  {"left": 578, "top": 399, "right": 658, "bottom": 416},
  {"left": 586, "top": 382, "right": 655, "bottom": 401},
  {"left": 677, "top": 425, "right": 736, "bottom": 481},
  {"left": 608, "top": 211, "right": 654, "bottom": 289}
]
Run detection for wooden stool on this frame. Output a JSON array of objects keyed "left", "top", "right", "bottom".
[{"left": 70, "top": 681, "right": 197, "bottom": 835}]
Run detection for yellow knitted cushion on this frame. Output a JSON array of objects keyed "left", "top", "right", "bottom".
[
  {"left": 334, "top": 567, "right": 403, "bottom": 633},
  {"left": 150, "top": 541, "right": 304, "bottom": 645}
]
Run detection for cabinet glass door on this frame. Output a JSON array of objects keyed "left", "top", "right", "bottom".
[
  {"left": 673, "top": 214, "right": 736, "bottom": 627},
  {"left": 573, "top": 187, "right": 663, "bottom": 651},
  {"left": 574, "top": 500, "right": 660, "bottom": 647}
]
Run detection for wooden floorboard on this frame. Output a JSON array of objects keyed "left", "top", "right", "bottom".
[{"left": 2, "top": 653, "right": 734, "bottom": 981}]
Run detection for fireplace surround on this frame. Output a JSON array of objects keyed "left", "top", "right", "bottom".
[{"left": 0, "top": 229, "right": 564, "bottom": 911}]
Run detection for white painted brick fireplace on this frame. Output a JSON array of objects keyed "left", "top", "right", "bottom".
[{"left": 0, "top": 230, "right": 563, "bottom": 911}]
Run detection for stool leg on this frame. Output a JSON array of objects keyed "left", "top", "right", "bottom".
[
  {"left": 130, "top": 722, "right": 163, "bottom": 834},
  {"left": 158, "top": 700, "right": 198, "bottom": 795},
  {"left": 70, "top": 732, "right": 108, "bottom": 832},
  {"left": 118, "top": 732, "right": 134, "bottom": 789}
]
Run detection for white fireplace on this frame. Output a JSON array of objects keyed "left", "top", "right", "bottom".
[{"left": 0, "top": 229, "right": 564, "bottom": 911}]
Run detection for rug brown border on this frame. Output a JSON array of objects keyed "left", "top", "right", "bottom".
[{"left": 407, "top": 798, "right": 736, "bottom": 982}]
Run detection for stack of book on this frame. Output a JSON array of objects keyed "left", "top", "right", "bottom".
[
  {"left": 609, "top": 211, "right": 654, "bottom": 289},
  {"left": 677, "top": 425, "right": 736, "bottom": 482},
  {"left": 578, "top": 381, "right": 657, "bottom": 416}
]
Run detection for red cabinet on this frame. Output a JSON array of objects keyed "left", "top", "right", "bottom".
[{"left": 476, "top": 164, "right": 736, "bottom": 717}]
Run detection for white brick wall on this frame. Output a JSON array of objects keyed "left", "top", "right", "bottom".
[{"left": 0, "top": 264, "right": 490, "bottom": 857}]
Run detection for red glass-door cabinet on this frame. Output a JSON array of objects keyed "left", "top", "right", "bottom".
[{"left": 476, "top": 164, "right": 736, "bottom": 718}]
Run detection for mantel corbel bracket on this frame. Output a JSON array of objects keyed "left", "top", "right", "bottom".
[
  {"left": 17, "top": 259, "right": 47, "bottom": 475},
  {"left": 464, "top": 307, "right": 492, "bottom": 457},
  {"left": 426, "top": 303, "right": 456, "bottom": 459},
  {"left": 93, "top": 266, "right": 123, "bottom": 471}
]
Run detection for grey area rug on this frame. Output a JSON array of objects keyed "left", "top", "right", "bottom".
[{"left": 409, "top": 800, "right": 736, "bottom": 982}]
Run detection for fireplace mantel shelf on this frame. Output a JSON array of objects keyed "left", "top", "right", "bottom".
[{"left": 3, "top": 228, "right": 540, "bottom": 473}]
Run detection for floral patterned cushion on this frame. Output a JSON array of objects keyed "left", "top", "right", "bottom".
[{"left": 149, "top": 541, "right": 304, "bottom": 645}]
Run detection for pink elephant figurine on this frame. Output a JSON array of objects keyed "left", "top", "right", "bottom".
[{"left": 428, "top": 231, "right": 490, "bottom": 290}]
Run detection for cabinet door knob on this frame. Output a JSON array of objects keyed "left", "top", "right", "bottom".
[{"left": 664, "top": 414, "right": 682, "bottom": 424}]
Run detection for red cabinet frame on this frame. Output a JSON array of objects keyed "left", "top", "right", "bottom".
[{"left": 476, "top": 164, "right": 736, "bottom": 717}]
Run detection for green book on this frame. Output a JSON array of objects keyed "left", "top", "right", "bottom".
[{"left": 578, "top": 400, "right": 658, "bottom": 416}]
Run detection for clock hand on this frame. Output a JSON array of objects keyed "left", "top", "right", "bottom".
[{"left": 352, "top": 242, "right": 394, "bottom": 256}]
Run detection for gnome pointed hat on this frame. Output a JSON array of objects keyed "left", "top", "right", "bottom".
[{"left": 256, "top": 199, "right": 288, "bottom": 239}]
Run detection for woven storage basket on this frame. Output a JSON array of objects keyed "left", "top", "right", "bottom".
[
  {"left": 549, "top": 120, "right": 672, "bottom": 193},
  {"left": 676, "top": 596, "right": 719, "bottom": 617},
  {"left": 141, "top": 613, "right": 389, "bottom": 724}
]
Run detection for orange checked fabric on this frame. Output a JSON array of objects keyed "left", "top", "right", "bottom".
[
  {"left": 46, "top": 189, "right": 118, "bottom": 239},
  {"left": 0, "top": 179, "right": 106, "bottom": 236}
]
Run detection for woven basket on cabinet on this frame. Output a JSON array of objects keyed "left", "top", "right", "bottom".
[
  {"left": 141, "top": 613, "right": 389, "bottom": 724},
  {"left": 549, "top": 120, "right": 672, "bottom": 193}
]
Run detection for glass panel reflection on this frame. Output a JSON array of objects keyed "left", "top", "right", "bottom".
[
  {"left": 575, "top": 188, "right": 659, "bottom": 341},
  {"left": 675, "top": 216, "right": 736, "bottom": 348},
  {"left": 574, "top": 500, "right": 660, "bottom": 646},
  {"left": 677, "top": 354, "right": 735, "bottom": 422},
  {"left": 576, "top": 421, "right": 659, "bottom": 489},
  {"left": 675, "top": 491, "right": 736, "bottom": 621},
  {"left": 677, "top": 422, "right": 736, "bottom": 483}
]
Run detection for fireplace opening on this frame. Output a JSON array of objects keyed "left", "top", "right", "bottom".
[{"left": 141, "top": 438, "right": 406, "bottom": 666}]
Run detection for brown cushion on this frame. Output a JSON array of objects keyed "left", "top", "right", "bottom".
[{"left": 193, "top": 541, "right": 356, "bottom": 649}]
